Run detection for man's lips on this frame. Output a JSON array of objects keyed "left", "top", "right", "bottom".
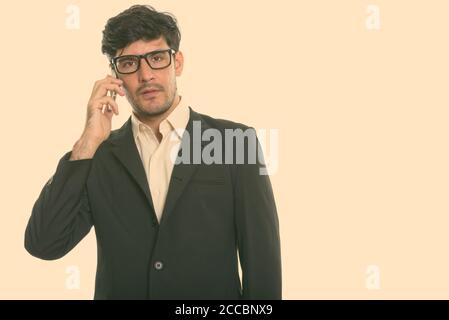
[{"left": 140, "top": 88, "right": 160, "bottom": 95}]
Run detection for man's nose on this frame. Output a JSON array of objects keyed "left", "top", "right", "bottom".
[{"left": 138, "top": 57, "right": 156, "bottom": 81}]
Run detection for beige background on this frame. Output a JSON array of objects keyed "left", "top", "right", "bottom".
[{"left": 1, "top": 0, "right": 449, "bottom": 299}]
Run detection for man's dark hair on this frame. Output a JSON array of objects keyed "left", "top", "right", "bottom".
[{"left": 101, "top": 5, "right": 181, "bottom": 60}]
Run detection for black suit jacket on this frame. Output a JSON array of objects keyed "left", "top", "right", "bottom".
[{"left": 25, "top": 108, "right": 282, "bottom": 299}]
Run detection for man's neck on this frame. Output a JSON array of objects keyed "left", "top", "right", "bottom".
[{"left": 134, "top": 94, "right": 181, "bottom": 139}]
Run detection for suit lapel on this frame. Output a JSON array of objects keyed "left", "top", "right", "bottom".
[
  {"left": 106, "top": 108, "right": 209, "bottom": 226},
  {"left": 159, "top": 108, "right": 209, "bottom": 225},
  {"left": 108, "top": 118, "right": 156, "bottom": 216}
]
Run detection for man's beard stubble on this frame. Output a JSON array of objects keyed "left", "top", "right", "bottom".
[{"left": 127, "top": 88, "right": 177, "bottom": 118}]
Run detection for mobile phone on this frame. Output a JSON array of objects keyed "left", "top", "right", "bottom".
[
  {"left": 102, "top": 69, "right": 118, "bottom": 114},
  {"left": 109, "top": 68, "right": 118, "bottom": 101}
]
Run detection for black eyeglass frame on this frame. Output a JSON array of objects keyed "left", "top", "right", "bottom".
[{"left": 110, "top": 48, "right": 177, "bottom": 74}]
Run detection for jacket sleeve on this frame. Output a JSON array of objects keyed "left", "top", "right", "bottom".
[
  {"left": 233, "top": 132, "right": 282, "bottom": 299},
  {"left": 25, "top": 151, "right": 94, "bottom": 260}
]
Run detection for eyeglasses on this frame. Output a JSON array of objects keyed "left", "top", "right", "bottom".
[{"left": 111, "top": 48, "right": 176, "bottom": 74}]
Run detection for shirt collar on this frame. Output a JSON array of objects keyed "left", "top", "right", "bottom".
[{"left": 131, "top": 94, "right": 190, "bottom": 142}]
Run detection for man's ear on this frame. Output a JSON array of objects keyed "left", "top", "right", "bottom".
[{"left": 174, "top": 51, "right": 184, "bottom": 76}]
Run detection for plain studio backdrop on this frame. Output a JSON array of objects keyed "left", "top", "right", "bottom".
[{"left": 1, "top": 0, "right": 449, "bottom": 299}]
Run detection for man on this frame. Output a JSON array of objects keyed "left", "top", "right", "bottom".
[{"left": 25, "top": 5, "right": 281, "bottom": 300}]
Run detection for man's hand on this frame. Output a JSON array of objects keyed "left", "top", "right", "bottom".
[{"left": 70, "top": 75, "right": 126, "bottom": 161}]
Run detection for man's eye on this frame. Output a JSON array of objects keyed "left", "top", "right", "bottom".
[
  {"left": 151, "top": 55, "right": 164, "bottom": 62},
  {"left": 121, "top": 60, "right": 136, "bottom": 67}
]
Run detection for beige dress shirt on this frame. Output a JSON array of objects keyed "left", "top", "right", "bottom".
[{"left": 131, "top": 95, "right": 190, "bottom": 222}]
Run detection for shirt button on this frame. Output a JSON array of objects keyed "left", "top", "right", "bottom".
[{"left": 154, "top": 261, "right": 164, "bottom": 270}]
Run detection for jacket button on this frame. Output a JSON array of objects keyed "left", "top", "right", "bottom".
[{"left": 154, "top": 261, "right": 164, "bottom": 270}]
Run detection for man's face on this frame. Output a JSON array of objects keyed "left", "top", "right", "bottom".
[{"left": 113, "top": 37, "right": 184, "bottom": 117}]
